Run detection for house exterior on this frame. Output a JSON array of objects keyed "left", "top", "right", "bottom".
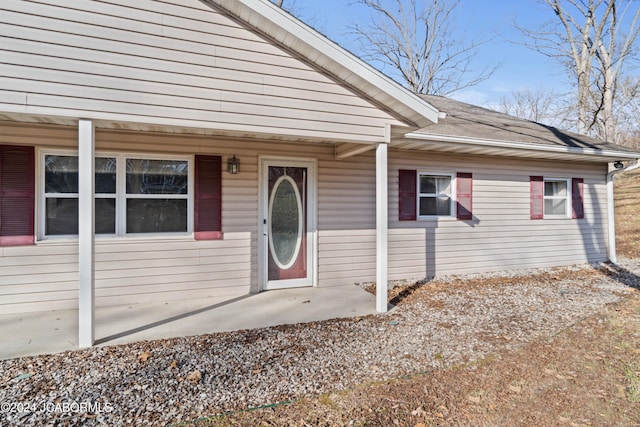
[{"left": 1, "top": 0, "right": 638, "bottom": 347}]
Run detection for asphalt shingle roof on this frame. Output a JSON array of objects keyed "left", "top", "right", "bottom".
[{"left": 417, "top": 95, "right": 637, "bottom": 154}]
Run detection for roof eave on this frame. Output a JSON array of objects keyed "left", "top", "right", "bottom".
[
  {"left": 403, "top": 131, "right": 640, "bottom": 163},
  {"left": 200, "top": 0, "right": 439, "bottom": 128}
]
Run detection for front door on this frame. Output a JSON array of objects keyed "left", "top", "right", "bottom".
[{"left": 261, "top": 159, "right": 315, "bottom": 290}]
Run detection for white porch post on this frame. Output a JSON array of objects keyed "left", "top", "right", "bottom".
[
  {"left": 78, "top": 119, "right": 95, "bottom": 348},
  {"left": 375, "top": 126, "right": 390, "bottom": 313}
]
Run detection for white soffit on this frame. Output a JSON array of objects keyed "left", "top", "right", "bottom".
[{"left": 200, "top": 0, "right": 439, "bottom": 128}]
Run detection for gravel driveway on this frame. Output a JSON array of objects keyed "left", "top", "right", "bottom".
[{"left": 1, "top": 258, "right": 639, "bottom": 426}]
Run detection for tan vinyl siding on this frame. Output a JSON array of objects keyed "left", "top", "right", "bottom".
[
  {"left": 388, "top": 150, "right": 609, "bottom": 279},
  {"left": 0, "top": 122, "right": 269, "bottom": 313},
  {"left": 0, "top": 0, "right": 405, "bottom": 142},
  {"left": 317, "top": 151, "right": 377, "bottom": 286},
  {"left": 0, "top": 122, "right": 612, "bottom": 314},
  {"left": 0, "top": 121, "right": 380, "bottom": 313}
]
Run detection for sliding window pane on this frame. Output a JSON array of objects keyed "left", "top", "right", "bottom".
[
  {"left": 45, "top": 198, "right": 117, "bottom": 235},
  {"left": 46, "top": 198, "right": 78, "bottom": 235},
  {"left": 45, "top": 156, "right": 78, "bottom": 193},
  {"left": 126, "top": 199, "right": 187, "bottom": 233},
  {"left": 544, "top": 181, "right": 567, "bottom": 197},
  {"left": 95, "top": 157, "right": 117, "bottom": 194},
  {"left": 545, "top": 199, "right": 566, "bottom": 216},
  {"left": 419, "top": 196, "right": 451, "bottom": 216},
  {"left": 420, "top": 176, "right": 450, "bottom": 194},
  {"left": 126, "top": 159, "right": 188, "bottom": 195},
  {"left": 95, "top": 198, "right": 116, "bottom": 234}
]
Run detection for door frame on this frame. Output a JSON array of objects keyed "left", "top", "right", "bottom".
[{"left": 258, "top": 156, "right": 318, "bottom": 291}]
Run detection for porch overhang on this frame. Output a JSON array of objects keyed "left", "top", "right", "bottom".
[{"left": 0, "top": 111, "right": 407, "bottom": 149}]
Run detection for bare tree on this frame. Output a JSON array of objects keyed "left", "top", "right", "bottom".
[
  {"left": 612, "top": 76, "right": 640, "bottom": 148},
  {"left": 497, "top": 88, "right": 579, "bottom": 131},
  {"left": 350, "top": 0, "right": 497, "bottom": 96},
  {"left": 499, "top": 88, "right": 561, "bottom": 123},
  {"left": 592, "top": 2, "right": 640, "bottom": 141},
  {"left": 270, "top": 0, "right": 320, "bottom": 30},
  {"left": 518, "top": 0, "right": 640, "bottom": 141}
]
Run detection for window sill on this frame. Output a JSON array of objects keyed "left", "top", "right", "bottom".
[
  {"left": 416, "top": 216, "right": 456, "bottom": 222},
  {"left": 35, "top": 233, "right": 213, "bottom": 245}
]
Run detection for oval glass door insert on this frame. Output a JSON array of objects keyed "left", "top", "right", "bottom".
[{"left": 268, "top": 175, "right": 303, "bottom": 269}]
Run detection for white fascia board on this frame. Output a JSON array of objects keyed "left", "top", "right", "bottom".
[
  {"left": 200, "top": 0, "right": 439, "bottom": 127},
  {"left": 404, "top": 131, "right": 640, "bottom": 161}
]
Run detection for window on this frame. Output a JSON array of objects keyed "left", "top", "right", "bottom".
[
  {"left": 1, "top": 146, "right": 219, "bottom": 245},
  {"left": 399, "top": 170, "right": 472, "bottom": 221},
  {"left": 418, "top": 173, "right": 453, "bottom": 217},
  {"left": 41, "top": 152, "right": 193, "bottom": 238},
  {"left": 125, "top": 159, "right": 189, "bottom": 234},
  {"left": 543, "top": 179, "right": 568, "bottom": 217},
  {"left": 530, "top": 176, "right": 583, "bottom": 220},
  {"left": 44, "top": 155, "right": 117, "bottom": 235}
]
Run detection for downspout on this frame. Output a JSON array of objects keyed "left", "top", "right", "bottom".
[{"left": 607, "top": 160, "right": 640, "bottom": 263}]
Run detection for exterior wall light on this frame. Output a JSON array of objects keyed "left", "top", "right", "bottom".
[
  {"left": 614, "top": 161, "right": 624, "bottom": 170},
  {"left": 227, "top": 155, "right": 240, "bottom": 174}
]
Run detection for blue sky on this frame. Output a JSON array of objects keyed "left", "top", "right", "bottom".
[{"left": 286, "top": 0, "right": 571, "bottom": 108}]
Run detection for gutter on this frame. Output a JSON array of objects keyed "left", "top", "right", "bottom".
[
  {"left": 404, "top": 132, "right": 640, "bottom": 160},
  {"left": 607, "top": 161, "right": 640, "bottom": 263}
]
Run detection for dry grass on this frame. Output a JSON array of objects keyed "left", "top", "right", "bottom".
[
  {"left": 184, "top": 293, "right": 640, "bottom": 426},
  {"left": 616, "top": 168, "right": 640, "bottom": 259},
  {"left": 182, "top": 169, "right": 640, "bottom": 427}
]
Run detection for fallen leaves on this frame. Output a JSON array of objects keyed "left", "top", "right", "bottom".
[
  {"left": 186, "top": 370, "right": 202, "bottom": 384},
  {"left": 467, "top": 394, "right": 481, "bottom": 403},
  {"left": 137, "top": 351, "right": 152, "bottom": 362},
  {"left": 508, "top": 384, "right": 522, "bottom": 393},
  {"left": 411, "top": 407, "right": 426, "bottom": 416}
]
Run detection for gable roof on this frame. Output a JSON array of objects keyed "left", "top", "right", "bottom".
[
  {"left": 0, "top": 0, "right": 439, "bottom": 143},
  {"left": 200, "top": 0, "right": 439, "bottom": 128},
  {"left": 398, "top": 95, "right": 640, "bottom": 162},
  {"left": 203, "top": 1, "right": 639, "bottom": 163}
]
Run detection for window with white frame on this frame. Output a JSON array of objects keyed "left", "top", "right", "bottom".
[
  {"left": 543, "top": 178, "right": 569, "bottom": 217},
  {"left": 418, "top": 173, "right": 453, "bottom": 217},
  {"left": 41, "top": 152, "right": 192, "bottom": 238}
]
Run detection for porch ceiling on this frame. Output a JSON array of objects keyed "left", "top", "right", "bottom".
[{"left": 0, "top": 112, "right": 392, "bottom": 146}]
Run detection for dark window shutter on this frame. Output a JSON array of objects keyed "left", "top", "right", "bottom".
[
  {"left": 572, "top": 178, "right": 584, "bottom": 219},
  {"left": 0, "top": 145, "right": 35, "bottom": 246},
  {"left": 456, "top": 172, "right": 473, "bottom": 220},
  {"left": 194, "top": 155, "right": 222, "bottom": 240},
  {"left": 530, "top": 176, "right": 544, "bottom": 220},
  {"left": 398, "top": 169, "right": 416, "bottom": 221}
]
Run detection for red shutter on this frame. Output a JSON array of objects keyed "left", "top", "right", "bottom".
[
  {"left": 530, "top": 176, "right": 544, "bottom": 220},
  {"left": 456, "top": 172, "right": 473, "bottom": 220},
  {"left": 0, "top": 145, "right": 35, "bottom": 246},
  {"left": 572, "top": 178, "right": 584, "bottom": 219},
  {"left": 398, "top": 169, "right": 417, "bottom": 221},
  {"left": 194, "top": 155, "right": 222, "bottom": 240}
]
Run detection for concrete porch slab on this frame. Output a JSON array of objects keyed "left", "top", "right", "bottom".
[{"left": 0, "top": 285, "right": 377, "bottom": 360}]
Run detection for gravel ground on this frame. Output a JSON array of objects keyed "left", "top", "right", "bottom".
[{"left": 1, "top": 258, "right": 639, "bottom": 426}]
